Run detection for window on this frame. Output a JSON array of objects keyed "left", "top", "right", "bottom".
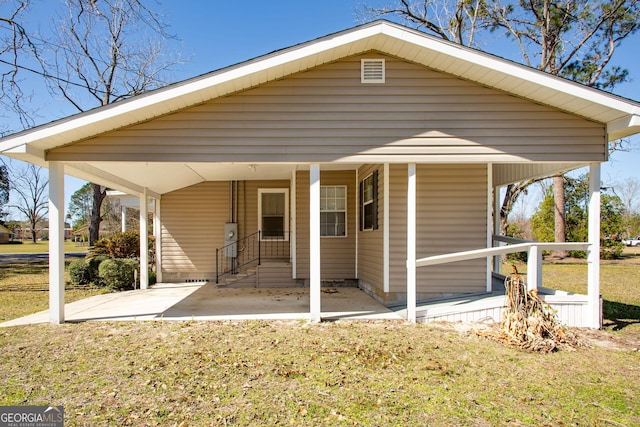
[
  {"left": 321, "top": 186, "right": 347, "bottom": 237},
  {"left": 259, "top": 189, "right": 289, "bottom": 240},
  {"left": 360, "top": 171, "right": 378, "bottom": 231}
]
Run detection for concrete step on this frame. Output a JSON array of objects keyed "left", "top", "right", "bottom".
[
  {"left": 257, "top": 262, "right": 297, "bottom": 288},
  {"left": 219, "top": 268, "right": 257, "bottom": 288}
]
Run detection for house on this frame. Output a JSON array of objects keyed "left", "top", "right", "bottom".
[
  {"left": 0, "top": 224, "right": 11, "bottom": 243},
  {"left": 1, "top": 21, "right": 638, "bottom": 325}
]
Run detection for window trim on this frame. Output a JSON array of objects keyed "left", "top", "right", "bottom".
[
  {"left": 320, "top": 185, "right": 347, "bottom": 238},
  {"left": 258, "top": 188, "right": 289, "bottom": 241}
]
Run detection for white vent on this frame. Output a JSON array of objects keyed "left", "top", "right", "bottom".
[{"left": 361, "top": 59, "right": 385, "bottom": 83}]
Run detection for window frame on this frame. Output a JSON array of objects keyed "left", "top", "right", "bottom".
[
  {"left": 320, "top": 185, "right": 347, "bottom": 238},
  {"left": 360, "top": 171, "right": 378, "bottom": 231},
  {"left": 258, "top": 188, "right": 289, "bottom": 241}
]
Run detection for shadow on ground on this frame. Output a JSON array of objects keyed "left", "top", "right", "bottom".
[{"left": 603, "top": 300, "right": 640, "bottom": 331}]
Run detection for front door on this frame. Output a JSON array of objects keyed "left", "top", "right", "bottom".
[{"left": 258, "top": 188, "right": 290, "bottom": 260}]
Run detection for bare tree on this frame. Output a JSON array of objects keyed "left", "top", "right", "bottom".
[
  {"left": 39, "top": 0, "right": 180, "bottom": 245},
  {"left": 360, "top": 0, "right": 640, "bottom": 241},
  {"left": 0, "top": 0, "right": 39, "bottom": 130},
  {"left": 359, "top": 0, "right": 492, "bottom": 46},
  {"left": 615, "top": 176, "right": 640, "bottom": 237},
  {"left": 9, "top": 162, "right": 48, "bottom": 243}
]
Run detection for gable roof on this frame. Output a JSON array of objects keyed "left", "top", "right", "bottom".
[{"left": 0, "top": 20, "right": 638, "bottom": 193}]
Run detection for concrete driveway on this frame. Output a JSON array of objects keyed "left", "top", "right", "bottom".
[{"left": 1, "top": 283, "right": 403, "bottom": 327}]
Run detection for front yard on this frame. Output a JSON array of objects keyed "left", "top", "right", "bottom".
[{"left": 0, "top": 250, "right": 638, "bottom": 425}]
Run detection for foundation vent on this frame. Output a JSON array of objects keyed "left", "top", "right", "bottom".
[{"left": 361, "top": 59, "right": 385, "bottom": 83}]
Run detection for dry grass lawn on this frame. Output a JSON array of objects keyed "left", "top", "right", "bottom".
[{"left": 0, "top": 249, "right": 638, "bottom": 425}]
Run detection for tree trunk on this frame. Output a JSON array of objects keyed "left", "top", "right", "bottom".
[
  {"left": 30, "top": 220, "right": 37, "bottom": 243},
  {"left": 89, "top": 184, "right": 107, "bottom": 246},
  {"left": 553, "top": 174, "right": 568, "bottom": 258}
]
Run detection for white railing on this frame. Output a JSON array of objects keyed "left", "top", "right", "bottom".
[{"left": 415, "top": 235, "right": 591, "bottom": 291}]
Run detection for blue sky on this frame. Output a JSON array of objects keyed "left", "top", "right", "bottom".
[{"left": 8, "top": 0, "right": 640, "bottom": 215}]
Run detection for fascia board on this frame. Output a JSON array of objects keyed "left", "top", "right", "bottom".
[{"left": 607, "top": 113, "right": 640, "bottom": 141}]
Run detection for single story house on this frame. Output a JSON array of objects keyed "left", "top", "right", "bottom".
[
  {"left": 0, "top": 224, "right": 11, "bottom": 243},
  {"left": 1, "top": 21, "right": 638, "bottom": 325}
]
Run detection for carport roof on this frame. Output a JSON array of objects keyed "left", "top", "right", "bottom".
[{"left": 0, "top": 20, "right": 639, "bottom": 194}]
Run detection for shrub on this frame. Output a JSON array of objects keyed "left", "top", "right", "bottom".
[
  {"left": 89, "top": 231, "right": 140, "bottom": 259},
  {"left": 601, "top": 239, "right": 625, "bottom": 260},
  {"left": 87, "top": 255, "right": 110, "bottom": 285},
  {"left": 98, "top": 258, "right": 139, "bottom": 291},
  {"left": 68, "top": 259, "right": 91, "bottom": 285},
  {"left": 87, "top": 231, "right": 156, "bottom": 267}
]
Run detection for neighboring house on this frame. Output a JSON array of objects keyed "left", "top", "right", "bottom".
[
  {"left": 0, "top": 224, "right": 11, "bottom": 243},
  {"left": 0, "top": 21, "right": 639, "bottom": 325},
  {"left": 12, "top": 227, "right": 73, "bottom": 241}
]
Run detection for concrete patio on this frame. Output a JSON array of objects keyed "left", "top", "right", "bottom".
[{"left": 0, "top": 283, "right": 403, "bottom": 327}]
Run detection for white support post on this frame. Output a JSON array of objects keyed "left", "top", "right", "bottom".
[
  {"left": 407, "top": 163, "right": 417, "bottom": 323},
  {"left": 383, "top": 163, "right": 390, "bottom": 293},
  {"left": 291, "top": 170, "right": 297, "bottom": 279},
  {"left": 527, "top": 245, "right": 542, "bottom": 291},
  {"left": 354, "top": 169, "right": 358, "bottom": 279},
  {"left": 121, "top": 206, "right": 127, "bottom": 232},
  {"left": 493, "top": 186, "right": 502, "bottom": 274},
  {"left": 154, "top": 198, "right": 163, "bottom": 283},
  {"left": 48, "top": 162, "right": 65, "bottom": 324},
  {"left": 587, "top": 163, "right": 601, "bottom": 329},
  {"left": 140, "top": 188, "right": 149, "bottom": 289},
  {"left": 309, "top": 164, "right": 321, "bottom": 322},
  {"left": 486, "top": 164, "right": 493, "bottom": 292}
]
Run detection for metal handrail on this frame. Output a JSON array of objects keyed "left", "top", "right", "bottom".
[{"left": 215, "top": 230, "right": 290, "bottom": 283}]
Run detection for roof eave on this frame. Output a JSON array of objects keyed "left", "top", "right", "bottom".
[
  {"left": 0, "top": 20, "right": 638, "bottom": 155},
  {"left": 607, "top": 113, "right": 640, "bottom": 141}
]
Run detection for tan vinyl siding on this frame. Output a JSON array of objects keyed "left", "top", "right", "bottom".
[
  {"left": 47, "top": 54, "right": 606, "bottom": 163},
  {"left": 161, "top": 180, "right": 290, "bottom": 279},
  {"left": 388, "top": 164, "right": 487, "bottom": 294},
  {"left": 296, "top": 170, "right": 357, "bottom": 280},
  {"left": 357, "top": 164, "right": 384, "bottom": 290},
  {"left": 161, "top": 182, "right": 228, "bottom": 275}
]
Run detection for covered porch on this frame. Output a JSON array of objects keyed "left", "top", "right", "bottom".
[{"left": 0, "top": 283, "right": 403, "bottom": 326}]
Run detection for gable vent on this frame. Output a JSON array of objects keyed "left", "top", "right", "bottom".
[{"left": 361, "top": 59, "right": 385, "bottom": 83}]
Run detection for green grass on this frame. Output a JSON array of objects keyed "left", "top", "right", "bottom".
[
  {"left": 0, "top": 260, "right": 106, "bottom": 322},
  {"left": 0, "top": 241, "right": 86, "bottom": 254},
  {"left": 0, "top": 321, "right": 638, "bottom": 426},
  {"left": 0, "top": 252, "right": 638, "bottom": 425},
  {"left": 502, "top": 247, "right": 640, "bottom": 341}
]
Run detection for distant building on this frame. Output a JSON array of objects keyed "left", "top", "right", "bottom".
[{"left": 0, "top": 224, "right": 11, "bottom": 243}]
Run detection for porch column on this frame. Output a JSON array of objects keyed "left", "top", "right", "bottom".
[
  {"left": 486, "top": 163, "right": 493, "bottom": 292},
  {"left": 407, "top": 163, "right": 417, "bottom": 323},
  {"left": 48, "top": 162, "right": 65, "bottom": 324},
  {"left": 140, "top": 188, "right": 149, "bottom": 289},
  {"left": 527, "top": 245, "right": 542, "bottom": 291},
  {"left": 309, "top": 164, "right": 321, "bottom": 322},
  {"left": 154, "top": 198, "right": 163, "bottom": 283},
  {"left": 383, "top": 163, "right": 390, "bottom": 292},
  {"left": 291, "top": 170, "right": 297, "bottom": 279},
  {"left": 121, "top": 206, "right": 127, "bottom": 232},
  {"left": 493, "top": 185, "right": 501, "bottom": 273},
  {"left": 587, "top": 163, "right": 601, "bottom": 329}
]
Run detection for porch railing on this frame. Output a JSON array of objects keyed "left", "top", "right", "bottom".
[
  {"left": 416, "top": 235, "right": 590, "bottom": 291},
  {"left": 215, "top": 230, "right": 290, "bottom": 283}
]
